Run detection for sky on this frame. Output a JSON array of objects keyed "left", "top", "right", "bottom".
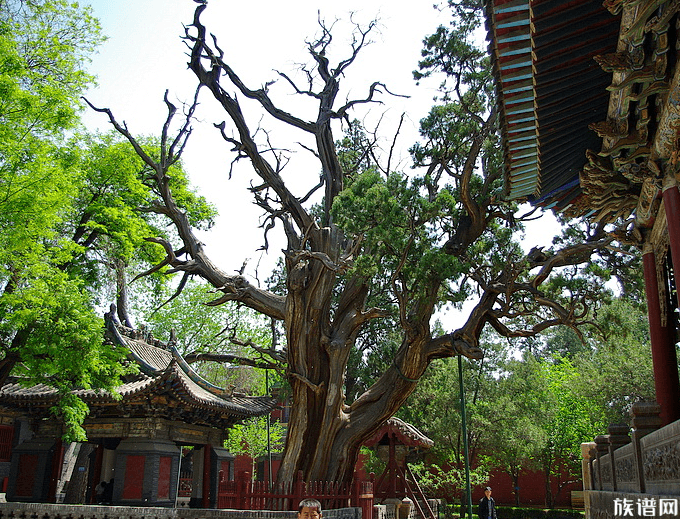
[
  {"left": 81, "top": 0, "right": 560, "bottom": 319},
  {"left": 81, "top": 0, "right": 458, "bottom": 280}
]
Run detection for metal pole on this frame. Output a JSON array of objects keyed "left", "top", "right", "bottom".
[
  {"left": 458, "top": 355, "right": 473, "bottom": 519},
  {"left": 266, "top": 369, "right": 273, "bottom": 487}
]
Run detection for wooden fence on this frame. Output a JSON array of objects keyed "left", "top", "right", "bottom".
[{"left": 217, "top": 471, "right": 374, "bottom": 519}]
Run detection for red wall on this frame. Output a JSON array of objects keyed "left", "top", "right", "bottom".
[
  {"left": 122, "top": 455, "right": 145, "bottom": 500},
  {"left": 234, "top": 454, "right": 253, "bottom": 477},
  {"left": 472, "top": 467, "right": 581, "bottom": 508},
  {"left": 237, "top": 450, "right": 580, "bottom": 508}
]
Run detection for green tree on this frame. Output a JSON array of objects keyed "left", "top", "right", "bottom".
[
  {"left": 0, "top": 1, "right": 216, "bottom": 440},
  {"left": 136, "top": 278, "right": 283, "bottom": 393},
  {"left": 400, "top": 353, "right": 493, "bottom": 503},
  {"left": 488, "top": 299, "right": 652, "bottom": 508},
  {"left": 94, "top": 0, "right": 636, "bottom": 484},
  {"left": 570, "top": 299, "right": 655, "bottom": 426},
  {"left": 224, "top": 415, "right": 286, "bottom": 478},
  {"left": 0, "top": 0, "right": 117, "bottom": 440},
  {"left": 480, "top": 354, "right": 547, "bottom": 505},
  {"left": 536, "top": 358, "right": 604, "bottom": 508},
  {"left": 0, "top": 130, "right": 214, "bottom": 439}
]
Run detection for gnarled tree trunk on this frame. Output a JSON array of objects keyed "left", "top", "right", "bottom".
[{"left": 90, "top": 1, "right": 619, "bottom": 487}]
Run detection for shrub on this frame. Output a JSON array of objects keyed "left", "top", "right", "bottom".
[{"left": 495, "top": 507, "right": 584, "bottom": 519}]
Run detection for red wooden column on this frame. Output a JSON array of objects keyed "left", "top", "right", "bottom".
[
  {"left": 642, "top": 243, "right": 680, "bottom": 425},
  {"left": 47, "top": 439, "right": 64, "bottom": 503},
  {"left": 202, "top": 444, "right": 211, "bottom": 508},
  {"left": 662, "top": 175, "right": 680, "bottom": 309},
  {"left": 90, "top": 444, "right": 104, "bottom": 504}
]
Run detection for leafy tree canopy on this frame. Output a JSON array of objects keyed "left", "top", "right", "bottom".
[{"left": 0, "top": 0, "right": 216, "bottom": 440}]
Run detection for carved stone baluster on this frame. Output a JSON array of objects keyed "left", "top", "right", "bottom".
[
  {"left": 581, "top": 442, "right": 597, "bottom": 491},
  {"left": 594, "top": 435, "right": 612, "bottom": 490},
  {"left": 630, "top": 401, "right": 662, "bottom": 493},
  {"left": 607, "top": 423, "right": 631, "bottom": 491}
]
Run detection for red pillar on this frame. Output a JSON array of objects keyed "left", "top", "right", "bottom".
[
  {"left": 202, "top": 444, "right": 211, "bottom": 508},
  {"left": 47, "top": 439, "right": 64, "bottom": 503},
  {"left": 90, "top": 444, "right": 104, "bottom": 504},
  {"left": 662, "top": 176, "right": 680, "bottom": 309},
  {"left": 642, "top": 245, "right": 680, "bottom": 425},
  {"left": 388, "top": 432, "right": 397, "bottom": 499}
]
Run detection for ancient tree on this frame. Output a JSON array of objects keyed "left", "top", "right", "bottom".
[{"left": 91, "top": 1, "right": 622, "bottom": 484}]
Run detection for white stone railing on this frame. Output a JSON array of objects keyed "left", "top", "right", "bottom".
[{"left": 582, "top": 402, "right": 680, "bottom": 518}]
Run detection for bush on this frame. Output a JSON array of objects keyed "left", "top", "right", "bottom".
[
  {"left": 438, "top": 502, "right": 583, "bottom": 519},
  {"left": 495, "top": 507, "right": 584, "bottom": 519}
]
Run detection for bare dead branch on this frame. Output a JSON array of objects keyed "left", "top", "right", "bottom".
[
  {"left": 334, "top": 15, "right": 378, "bottom": 78},
  {"left": 299, "top": 175, "right": 325, "bottom": 204},
  {"left": 386, "top": 112, "right": 406, "bottom": 176},
  {"left": 289, "top": 370, "right": 326, "bottom": 394},
  {"left": 277, "top": 70, "right": 321, "bottom": 100},
  {"left": 426, "top": 333, "right": 485, "bottom": 359},
  {"left": 284, "top": 249, "right": 351, "bottom": 274},
  {"left": 186, "top": 4, "right": 316, "bottom": 236},
  {"left": 530, "top": 231, "right": 618, "bottom": 289},
  {"left": 206, "top": 35, "right": 317, "bottom": 134},
  {"left": 152, "top": 271, "right": 191, "bottom": 314},
  {"left": 86, "top": 90, "right": 287, "bottom": 320}
]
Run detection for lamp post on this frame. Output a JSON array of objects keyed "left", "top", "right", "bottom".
[
  {"left": 459, "top": 355, "right": 473, "bottom": 519},
  {"left": 266, "top": 369, "right": 273, "bottom": 487}
]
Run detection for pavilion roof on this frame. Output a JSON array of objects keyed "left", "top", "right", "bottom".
[
  {"left": 363, "top": 417, "right": 434, "bottom": 449},
  {"left": 0, "top": 316, "right": 276, "bottom": 420}
]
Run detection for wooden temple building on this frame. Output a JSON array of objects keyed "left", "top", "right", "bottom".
[
  {"left": 0, "top": 311, "right": 276, "bottom": 507},
  {"left": 484, "top": 0, "right": 680, "bottom": 515}
]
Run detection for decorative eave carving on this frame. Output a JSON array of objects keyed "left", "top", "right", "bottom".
[
  {"left": 643, "top": 0, "right": 680, "bottom": 34},
  {"left": 603, "top": 0, "right": 629, "bottom": 16},
  {"left": 595, "top": 51, "right": 635, "bottom": 72},
  {"left": 576, "top": 150, "right": 639, "bottom": 221},
  {"left": 567, "top": 0, "right": 680, "bottom": 226},
  {"left": 635, "top": 177, "right": 662, "bottom": 227},
  {"left": 590, "top": 120, "right": 627, "bottom": 139}
]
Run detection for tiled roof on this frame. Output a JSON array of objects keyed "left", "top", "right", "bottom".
[
  {"left": 0, "top": 319, "right": 276, "bottom": 419},
  {"left": 364, "top": 416, "right": 434, "bottom": 449},
  {"left": 486, "top": 0, "right": 621, "bottom": 211}
]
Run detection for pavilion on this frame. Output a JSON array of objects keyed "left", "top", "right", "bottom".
[
  {"left": 363, "top": 416, "right": 434, "bottom": 503},
  {"left": 0, "top": 310, "right": 276, "bottom": 507}
]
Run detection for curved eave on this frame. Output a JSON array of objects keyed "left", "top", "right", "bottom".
[
  {"left": 0, "top": 366, "right": 277, "bottom": 420},
  {"left": 160, "top": 361, "right": 277, "bottom": 418},
  {"left": 106, "top": 318, "right": 275, "bottom": 416},
  {"left": 0, "top": 333, "right": 277, "bottom": 421},
  {"left": 363, "top": 417, "right": 434, "bottom": 449},
  {"left": 486, "top": 0, "right": 620, "bottom": 210}
]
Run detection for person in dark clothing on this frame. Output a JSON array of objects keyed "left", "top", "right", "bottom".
[
  {"left": 95, "top": 480, "right": 107, "bottom": 504},
  {"left": 102, "top": 479, "right": 114, "bottom": 504},
  {"left": 478, "top": 487, "right": 497, "bottom": 519}
]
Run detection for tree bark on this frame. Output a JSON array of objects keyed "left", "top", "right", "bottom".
[
  {"left": 63, "top": 443, "right": 95, "bottom": 504},
  {"left": 544, "top": 463, "right": 554, "bottom": 508},
  {"left": 512, "top": 472, "right": 520, "bottom": 506}
]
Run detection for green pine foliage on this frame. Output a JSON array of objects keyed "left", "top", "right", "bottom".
[{"left": 399, "top": 299, "right": 654, "bottom": 507}]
